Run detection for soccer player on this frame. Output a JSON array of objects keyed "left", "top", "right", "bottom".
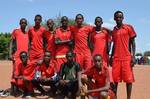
[
  {"left": 80, "top": 54, "right": 114, "bottom": 99},
  {"left": 70, "top": 14, "right": 93, "bottom": 70},
  {"left": 54, "top": 16, "right": 73, "bottom": 72},
  {"left": 58, "top": 51, "right": 81, "bottom": 99},
  {"left": 32, "top": 51, "right": 57, "bottom": 96},
  {"left": 44, "top": 19, "right": 56, "bottom": 58},
  {"left": 110, "top": 11, "right": 136, "bottom": 99},
  {"left": 12, "top": 51, "right": 37, "bottom": 98},
  {"left": 28, "top": 14, "right": 46, "bottom": 61},
  {"left": 9, "top": 18, "right": 29, "bottom": 95},
  {"left": 91, "top": 16, "right": 111, "bottom": 67}
]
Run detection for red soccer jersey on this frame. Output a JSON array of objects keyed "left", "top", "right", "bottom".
[
  {"left": 44, "top": 31, "right": 55, "bottom": 57},
  {"left": 91, "top": 27, "right": 111, "bottom": 65},
  {"left": 85, "top": 66, "right": 108, "bottom": 96},
  {"left": 11, "top": 29, "right": 29, "bottom": 58},
  {"left": 54, "top": 27, "right": 72, "bottom": 56},
  {"left": 39, "top": 62, "right": 55, "bottom": 78},
  {"left": 70, "top": 25, "right": 93, "bottom": 54},
  {"left": 14, "top": 60, "right": 37, "bottom": 80},
  {"left": 28, "top": 26, "right": 46, "bottom": 60},
  {"left": 112, "top": 24, "right": 136, "bottom": 60}
]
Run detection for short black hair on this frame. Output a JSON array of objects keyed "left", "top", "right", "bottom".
[
  {"left": 95, "top": 16, "right": 103, "bottom": 22},
  {"left": 20, "top": 51, "right": 27, "bottom": 56},
  {"left": 114, "top": 10, "right": 124, "bottom": 17},
  {"left": 35, "top": 14, "right": 42, "bottom": 19},
  {"left": 61, "top": 16, "right": 68, "bottom": 21},
  {"left": 20, "top": 18, "right": 27, "bottom": 23},
  {"left": 75, "top": 14, "right": 84, "bottom": 20},
  {"left": 93, "top": 54, "right": 102, "bottom": 60}
]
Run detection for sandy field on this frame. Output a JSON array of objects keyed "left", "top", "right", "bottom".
[{"left": 0, "top": 61, "right": 150, "bottom": 99}]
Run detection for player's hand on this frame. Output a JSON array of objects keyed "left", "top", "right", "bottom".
[{"left": 131, "top": 56, "right": 136, "bottom": 67}]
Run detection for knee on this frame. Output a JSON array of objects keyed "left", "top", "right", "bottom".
[{"left": 100, "top": 91, "right": 108, "bottom": 99}]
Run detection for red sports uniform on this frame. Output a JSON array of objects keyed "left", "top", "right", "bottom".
[
  {"left": 12, "top": 60, "right": 37, "bottom": 92},
  {"left": 70, "top": 25, "right": 93, "bottom": 70},
  {"left": 54, "top": 27, "right": 72, "bottom": 72},
  {"left": 38, "top": 62, "right": 55, "bottom": 78},
  {"left": 112, "top": 24, "right": 136, "bottom": 83},
  {"left": 44, "top": 31, "right": 55, "bottom": 57},
  {"left": 85, "top": 66, "right": 114, "bottom": 98},
  {"left": 28, "top": 26, "right": 46, "bottom": 61},
  {"left": 91, "top": 27, "right": 111, "bottom": 67},
  {"left": 11, "top": 29, "right": 29, "bottom": 83}
]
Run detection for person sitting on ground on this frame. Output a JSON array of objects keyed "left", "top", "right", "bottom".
[
  {"left": 80, "top": 54, "right": 114, "bottom": 99},
  {"left": 58, "top": 51, "right": 81, "bottom": 99},
  {"left": 32, "top": 51, "right": 58, "bottom": 97},
  {"left": 12, "top": 51, "right": 36, "bottom": 98}
]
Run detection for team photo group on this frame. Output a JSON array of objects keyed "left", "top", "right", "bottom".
[{"left": 1, "top": 10, "right": 137, "bottom": 99}]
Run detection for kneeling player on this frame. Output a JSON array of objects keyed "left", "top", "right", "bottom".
[
  {"left": 81, "top": 54, "right": 114, "bottom": 99},
  {"left": 12, "top": 51, "right": 36, "bottom": 98},
  {"left": 32, "top": 51, "right": 57, "bottom": 96}
]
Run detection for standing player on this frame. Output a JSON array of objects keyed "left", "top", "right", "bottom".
[
  {"left": 54, "top": 16, "right": 73, "bottom": 72},
  {"left": 28, "top": 14, "right": 46, "bottom": 61},
  {"left": 9, "top": 18, "right": 29, "bottom": 95},
  {"left": 44, "top": 19, "right": 56, "bottom": 58},
  {"left": 70, "top": 14, "right": 93, "bottom": 70},
  {"left": 91, "top": 16, "right": 111, "bottom": 67},
  {"left": 110, "top": 11, "right": 136, "bottom": 99}
]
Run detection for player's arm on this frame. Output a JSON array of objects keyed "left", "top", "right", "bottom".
[
  {"left": 9, "top": 38, "right": 16, "bottom": 60},
  {"left": 129, "top": 37, "right": 136, "bottom": 67}
]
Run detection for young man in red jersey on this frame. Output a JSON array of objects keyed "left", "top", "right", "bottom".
[
  {"left": 55, "top": 16, "right": 73, "bottom": 72},
  {"left": 44, "top": 19, "right": 56, "bottom": 58},
  {"left": 70, "top": 14, "right": 93, "bottom": 70},
  {"left": 32, "top": 51, "right": 57, "bottom": 97},
  {"left": 12, "top": 51, "right": 37, "bottom": 98},
  {"left": 110, "top": 11, "right": 136, "bottom": 99},
  {"left": 80, "top": 54, "right": 114, "bottom": 99},
  {"left": 28, "top": 14, "right": 46, "bottom": 61},
  {"left": 9, "top": 18, "right": 29, "bottom": 96}
]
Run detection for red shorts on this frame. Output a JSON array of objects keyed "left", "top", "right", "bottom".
[
  {"left": 112, "top": 59, "right": 135, "bottom": 83},
  {"left": 75, "top": 53, "right": 92, "bottom": 70}
]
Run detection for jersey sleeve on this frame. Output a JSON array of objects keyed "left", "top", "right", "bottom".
[
  {"left": 11, "top": 29, "right": 17, "bottom": 39},
  {"left": 127, "top": 25, "right": 137, "bottom": 38}
]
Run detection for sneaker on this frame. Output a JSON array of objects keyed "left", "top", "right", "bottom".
[
  {"left": 0, "top": 91, "right": 10, "bottom": 98},
  {"left": 0, "top": 90, "right": 4, "bottom": 95},
  {"left": 22, "top": 92, "right": 31, "bottom": 99}
]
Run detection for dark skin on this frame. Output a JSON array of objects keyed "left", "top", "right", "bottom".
[
  {"left": 80, "top": 55, "right": 110, "bottom": 99},
  {"left": 29, "top": 15, "right": 43, "bottom": 53},
  {"left": 59, "top": 52, "right": 75, "bottom": 85},
  {"left": 37, "top": 51, "right": 52, "bottom": 82},
  {"left": 90, "top": 17, "right": 111, "bottom": 55},
  {"left": 44, "top": 19, "right": 55, "bottom": 49},
  {"left": 75, "top": 14, "right": 92, "bottom": 52},
  {"left": 110, "top": 12, "right": 136, "bottom": 99},
  {"left": 14, "top": 52, "right": 28, "bottom": 81},
  {"left": 9, "top": 19, "right": 27, "bottom": 60},
  {"left": 55, "top": 16, "right": 73, "bottom": 49}
]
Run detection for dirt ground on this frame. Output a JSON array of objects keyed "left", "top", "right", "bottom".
[{"left": 0, "top": 60, "right": 150, "bottom": 99}]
